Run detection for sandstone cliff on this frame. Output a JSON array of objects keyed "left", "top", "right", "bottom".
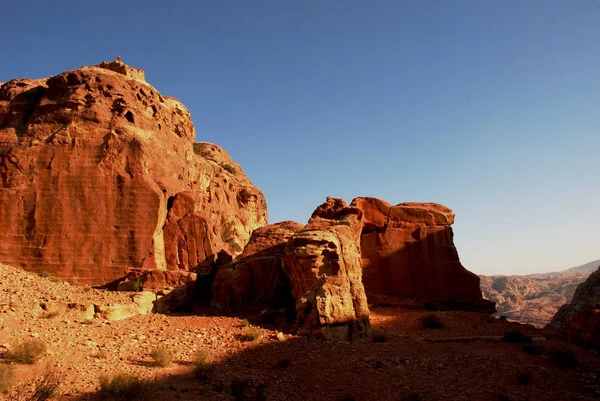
[
  {"left": 0, "top": 59, "right": 267, "bottom": 286},
  {"left": 351, "top": 197, "right": 492, "bottom": 311},
  {"left": 546, "top": 265, "right": 600, "bottom": 347}
]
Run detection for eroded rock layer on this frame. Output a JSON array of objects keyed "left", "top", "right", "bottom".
[
  {"left": 546, "top": 266, "right": 600, "bottom": 347},
  {"left": 0, "top": 60, "right": 267, "bottom": 285},
  {"left": 351, "top": 197, "right": 492, "bottom": 311}
]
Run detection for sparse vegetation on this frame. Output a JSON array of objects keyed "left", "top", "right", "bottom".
[
  {"left": 550, "top": 349, "right": 579, "bottom": 369},
  {"left": 82, "top": 319, "right": 95, "bottom": 325},
  {"left": 94, "top": 350, "right": 108, "bottom": 359},
  {"left": 231, "top": 377, "right": 266, "bottom": 401},
  {"left": 38, "top": 271, "right": 50, "bottom": 278},
  {"left": 192, "top": 350, "right": 215, "bottom": 381},
  {"left": 420, "top": 313, "right": 443, "bottom": 329},
  {"left": 220, "top": 163, "right": 237, "bottom": 174},
  {"left": 400, "top": 393, "right": 423, "bottom": 401},
  {"left": 42, "top": 311, "right": 60, "bottom": 319},
  {"left": 238, "top": 318, "right": 249, "bottom": 328},
  {"left": 7, "top": 368, "right": 63, "bottom": 401},
  {"left": 372, "top": 334, "right": 386, "bottom": 343},
  {"left": 83, "top": 286, "right": 92, "bottom": 293},
  {"left": 0, "top": 364, "right": 14, "bottom": 392},
  {"left": 503, "top": 330, "right": 532, "bottom": 344},
  {"left": 149, "top": 346, "right": 173, "bottom": 367},
  {"left": 518, "top": 373, "right": 532, "bottom": 385},
  {"left": 8, "top": 340, "right": 46, "bottom": 364},
  {"left": 522, "top": 344, "right": 545, "bottom": 355},
  {"left": 97, "top": 373, "right": 156, "bottom": 400},
  {"left": 238, "top": 327, "right": 261, "bottom": 342},
  {"left": 275, "top": 359, "right": 290, "bottom": 368}
]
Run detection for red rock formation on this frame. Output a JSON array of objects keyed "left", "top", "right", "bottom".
[
  {"left": 0, "top": 59, "right": 267, "bottom": 286},
  {"left": 211, "top": 221, "right": 304, "bottom": 311},
  {"left": 546, "top": 266, "right": 600, "bottom": 347},
  {"left": 351, "top": 197, "right": 492, "bottom": 311},
  {"left": 283, "top": 197, "right": 372, "bottom": 341}
]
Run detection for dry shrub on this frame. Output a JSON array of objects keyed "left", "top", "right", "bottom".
[
  {"left": 420, "top": 313, "right": 443, "bottom": 329},
  {"left": 7, "top": 368, "right": 63, "bottom": 401},
  {"left": 0, "top": 364, "right": 14, "bottom": 392},
  {"left": 97, "top": 373, "right": 156, "bottom": 400},
  {"left": 550, "top": 349, "right": 579, "bottom": 369},
  {"left": 149, "top": 347, "right": 173, "bottom": 367},
  {"left": 94, "top": 350, "right": 108, "bottom": 359},
  {"left": 9, "top": 340, "right": 46, "bottom": 364},
  {"left": 193, "top": 350, "right": 215, "bottom": 381},
  {"left": 238, "top": 327, "right": 261, "bottom": 342}
]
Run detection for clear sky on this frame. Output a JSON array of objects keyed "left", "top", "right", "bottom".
[{"left": 1, "top": 1, "right": 598, "bottom": 275}]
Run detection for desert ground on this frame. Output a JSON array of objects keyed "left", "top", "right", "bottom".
[{"left": 1, "top": 263, "right": 599, "bottom": 401}]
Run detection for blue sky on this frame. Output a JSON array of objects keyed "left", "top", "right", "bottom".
[{"left": 1, "top": 1, "right": 598, "bottom": 275}]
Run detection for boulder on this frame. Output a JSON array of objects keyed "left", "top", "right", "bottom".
[
  {"left": 211, "top": 221, "right": 303, "bottom": 311},
  {"left": 351, "top": 197, "right": 493, "bottom": 311},
  {"left": 283, "top": 197, "right": 372, "bottom": 341},
  {"left": 0, "top": 59, "right": 267, "bottom": 286},
  {"left": 546, "top": 266, "right": 600, "bottom": 347}
]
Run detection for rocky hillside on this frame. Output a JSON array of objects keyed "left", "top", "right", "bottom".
[
  {"left": 480, "top": 260, "right": 599, "bottom": 327},
  {"left": 546, "top": 266, "right": 600, "bottom": 347}
]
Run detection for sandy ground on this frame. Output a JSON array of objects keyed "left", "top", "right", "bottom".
[{"left": 1, "top": 263, "right": 599, "bottom": 401}]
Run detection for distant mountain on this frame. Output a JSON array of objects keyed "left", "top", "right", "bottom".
[
  {"left": 526, "top": 259, "right": 600, "bottom": 278},
  {"left": 479, "top": 259, "right": 600, "bottom": 327}
]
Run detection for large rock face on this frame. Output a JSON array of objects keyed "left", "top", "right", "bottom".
[
  {"left": 283, "top": 197, "right": 372, "bottom": 341},
  {"left": 211, "top": 221, "right": 303, "bottom": 311},
  {"left": 351, "top": 197, "right": 492, "bottom": 311},
  {"left": 0, "top": 59, "right": 267, "bottom": 285},
  {"left": 546, "top": 266, "right": 600, "bottom": 347}
]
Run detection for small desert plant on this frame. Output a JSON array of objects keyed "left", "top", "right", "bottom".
[
  {"left": 94, "top": 350, "right": 108, "bottom": 359},
  {"left": 550, "top": 349, "right": 579, "bottom": 369},
  {"left": 0, "top": 364, "right": 14, "bottom": 392},
  {"left": 49, "top": 277, "right": 62, "bottom": 284},
  {"left": 372, "top": 334, "right": 386, "bottom": 343},
  {"left": 9, "top": 340, "right": 46, "bottom": 364},
  {"left": 27, "top": 368, "right": 63, "bottom": 401},
  {"left": 83, "top": 286, "right": 92, "bottom": 293},
  {"left": 420, "top": 313, "right": 443, "bottom": 329},
  {"left": 42, "top": 311, "right": 60, "bottom": 319},
  {"left": 238, "top": 318, "right": 249, "bottom": 328},
  {"left": 7, "top": 368, "right": 63, "bottom": 401},
  {"left": 400, "top": 394, "right": 423, "bottom": 401},
  {"left": 82, "top": 319, "right": 95, "bottom": 325},
  {"left": 97, "top": 373, "right": 156, "bottom": 400},
  {"left": 239, "top": 327, "right": 261, "bottom": 342},
  {"left": 518, "top": 373, "right": 532, "bottom": 385},
  {"left": 149, "top": 347, "right": 173, "bottom": 367},
  {"left": 230, "top": 377, "right": 266, "bottom": 401},
  {"left": 503, "top": 330, "right": 532, "bottom": 344},
  {"left": 275, "top": 359, "right": 290, "bottom": 369},
  {"left": 192, "top": 350, "right": 215, "bottom": 381},
  {"left": 38, "top": 271, "right": 50, "bottom": 278},
  {"left": 221, "top": 163, "right": 237, "bottom": 174},
  {"left": 522, "top": 344, "right": 545, "bottom": 355}
]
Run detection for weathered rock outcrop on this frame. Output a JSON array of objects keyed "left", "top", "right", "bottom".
[
  {"left": 0, "top": 59, "right": 267, "bottom": 286},
  {"left": 351, "top": 197, "right": 493, "bottom": 311},
  {"left": 283, "top": 197, "right": 372, "bottom": 341},
  {"left": 211, "top": 221, "right": 303, "bottom": 311},
  {"left": 546, "top": 266, "right": 600, "bottom": 347}
]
